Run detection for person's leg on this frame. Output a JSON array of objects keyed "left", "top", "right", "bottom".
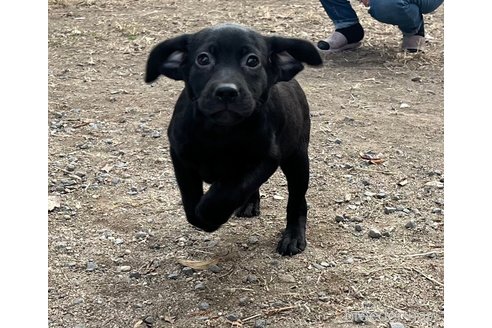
[
  {"left": 318, "top": 0, "right": 365, "bottom": 52},
  {"left": 319, "top": 0, "right": 360, "bottom": 29},
  {"left": 368, "top": 0, "right": 443, "bottom": 51}
]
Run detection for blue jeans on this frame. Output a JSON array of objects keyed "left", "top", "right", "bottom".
[{"left": 319, "top": 0, "right": 443, "bottom": 35}]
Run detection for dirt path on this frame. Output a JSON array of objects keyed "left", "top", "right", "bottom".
[{"left": 48, "top": 1, "right": 444, "bottom": 327}]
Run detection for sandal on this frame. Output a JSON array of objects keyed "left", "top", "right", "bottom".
[
  {"left": 317, "top": 31, "right": 362, "bottom": 54},
  {"left": 402, "top": 35, "right": 426, "bottom": 53}
]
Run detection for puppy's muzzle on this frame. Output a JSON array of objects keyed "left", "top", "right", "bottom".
[{"left": 214, "top": 83, "right": 239, "bottom": 103}]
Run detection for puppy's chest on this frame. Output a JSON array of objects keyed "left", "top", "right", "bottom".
[{"left": 182, "top": 142, "right": 267, "bottom": 183}]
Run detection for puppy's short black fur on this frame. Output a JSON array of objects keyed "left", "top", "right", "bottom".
[{"left": 145, "top": 24, "right": 322, "bottom": 256}]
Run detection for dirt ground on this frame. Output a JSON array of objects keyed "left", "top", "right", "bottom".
[{"left": 48, "top": 1, "right": 444, "bottom": 327}]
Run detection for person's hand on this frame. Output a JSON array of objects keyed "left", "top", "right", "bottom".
[{"left": 360, "top": 0, "right": 370, "bottom": 6}]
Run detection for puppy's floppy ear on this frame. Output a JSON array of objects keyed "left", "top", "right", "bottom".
[
  {"left": 267, "top": 36, "right": 323, "bottom": 82},
  {"left": 145, "top": 34, "right": 190, "bottom": 83}
]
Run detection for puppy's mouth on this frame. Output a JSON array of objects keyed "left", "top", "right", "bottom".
[{"left": 209, "top": 109, "right": 244, "bottom": 126}]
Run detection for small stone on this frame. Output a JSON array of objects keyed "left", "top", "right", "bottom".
[
  {"left": 432, "top": 208, "right": 444, "bottom": 214},
  {"left": 375, "top": 192, "right": 387, "bottom": 199},
  {"left": 398, "top": 179, "right": 408, "bottom": 186},
  {"left": 226, "top": 314, "right": 239, "bottom": 321},
  {"left": 384, "top": 206, "right": 397, "bottom": 214},
  {"left": 425, "top": 181, "right": 444, "bottom": 189},
  {"left": 66, "top": 164, "right": 76, "bottom": 172},
  {"left": 254, "top": 319, "right": 267, "bottom": 328},
  {"left": 352, "top": 311, "right": 367, "bottom": 324},
  {"left": 352, "top": 216, "right": 364, "bottom": 222},
  {"left": 405, "top": 220, "right": 416, "bottom": 229},
  {"left": 135, "top": 231, "right": 147, "bottom": 239},
  {"left": 195, "top": 282, "right": 206, "bottom": 290},
  {"left": 129, "top": 272, "right": 141, "bottom": 279},
  {"left": 114, "top": 238, "right": 124, "bottom": 245},
  {"left": 312, "top": 263, "right": 325, "bottom": 270},
  {"left": 239, "top": 297, "right": 249, "bottom": 306},
  {"left": 86, "top": 261, "right": 97, "bottom": 272},
  {"left": 344, "top": 257, "right": 354, "bottom": 264},
  {"left": 244, "top": 274, "right": 258, "bottom": 283},
  {"left": 278, "top": 274, "right": 296, "bottom": 283},
  {"left": 400, "top": 103, "right": 410, "bottom": 109},
  {"left": 198, "top": 302, "right": 210, "bottom": 310},
  {"left": 364, "top": 191, "right": 376, "bottom": 197},
  {"left": 248, "top": 236, "right": 259, "bottom": 245},
  {"left": 208, "top": 264, "right": 222, "bottom": 273},
  {"left": 334, "top": 138, "right": 342, "bottom": 144},
  {"left": 182, "top": 267, "right": 194, "bottom": 276},
  {"left": 335, "top": 215, "right": 346, "bottom": 223},
  {"left": 411, "top": 76, "right": 422, "bottom": 82},
  {"left": 382, "top": 230, "right": 391, "bottom": 237},
  {"left": 389, "top": 323, "right": 405, "bottom": 328},
  {"left": 72, "top": 298, "right": 84, "bottom": 305},
  {"left": 320, "top": 261, "right": 336, "bottom": 267},
  {"left": 167, "top": 273, "right": 179, "bottom": 280},
  {"left": 144, "top": 316, "right": 154, "bottom": 324},
  {"left": 111, "top": 177, "right": 121, "bottom": 185},
  {"left": 150, "top": 130, "right": 161, "bottom": 138},
  {"left": 368, "top": 228, "right": 382, "bottom": 239},
  {"left": 355, "top": 224, "right": 363, "bottom": 232},
  {"left": 119, "top": 265, "right": 131, "bottom": 272}
]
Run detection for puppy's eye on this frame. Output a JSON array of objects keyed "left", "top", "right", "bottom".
[
  {"left": 245, "top": 54, "right": 260, "bottom": 68},
  {"left": 196, "top": 53, "right": 212, "bottom": 66}
]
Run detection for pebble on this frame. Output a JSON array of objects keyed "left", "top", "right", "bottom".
[
  {"left": 86, "top": 261, "right": 97, "bottom": 272},
  {"left": 129, "top": 272, "right": 141, "bottom": 279},
  {"left": 208, "top": 264, "right": 222, "bottom": 273},
  {"left": 405, "top": 220, "right": 416, "bottom": 229},
  {"left": 389, "top": 323, "right": 405, "bottom": 328},
  {"left": 384, "top": 206, "right": 397, "bottom": 214},
  {"left": 432, "top": 208, "right": 444, "bottom": 214},
  {"left": 244, "top": 274, "right": 258, "bottom": 284},
  {"left": 375, "top": 192, "right": 387, "bottom": 199},
  {"left": 368, "top": 228, "right": 382, "bottom": 239},
  {"left": 226, "top": 313, "right": 239, "bottom": 321},
  {"left": 352, "top": 311, "right": 367, "bottom": 324},
  {"left": 182, "top": 267, "right": 194, "bottom": 276},
  {"left": 344, "top": 257, "right": 354, "bottom": 264},
  {"left": 195, "top": 282, "right": 206, "bottom": 290},
  {"left": 320, "top": 261, "right": 336, "bottom": 267},
  {"left": 135, "top": 231, "right": 147, "bottom": 239},
  {"left": 143, "top": 316, "right": 154, "bottom": 324},
  {"left": 248, "top": 236, "right": 259, "bottom": 244},
  {"left": 382, "top": 230, "right": 391, "bottom": 237},
  {"left": 425, "top": 181, "right": 444, "bottom": 189},
  {"left": 278, "top": 274, "right": 296, "bottom": 283},
  {"left": 114, "top": 238, "right": 124, "bottom": 245},
  {"left": 312, "top": 263, "right": 325, "bottom": 270},
  {"left": 167, "top": 273, "right": 179, "bottom": 280},
  {"left": 198, "top": 302, "right": 210, "bottom": 310},
  {"left": 254, "top": 319, "right": 267, "bottom": 328},
  {"left": 150, "top": 130, "right": 161, "bottom": 138},
  {"left": 119, "top": 266, "right": 131, "bottom": 272},
  {"left": 239, "top": 297, "right": 249, "bottom": 306},
  {"left": 355, "top": 224, "right": 363, "bottom": 232},
  {"left": 334, "top": 138, "right": 342, "bottom": 144},
  {"left": 335, "top": 215, "right": 347, "bottom": 223}
]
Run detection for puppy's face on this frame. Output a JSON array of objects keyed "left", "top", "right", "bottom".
[
  {"left": 187, "top": 26, "right": 268, "bottom": 126},
  {"left": 145, "top": 24, "right": 322, "bottom": 126}
]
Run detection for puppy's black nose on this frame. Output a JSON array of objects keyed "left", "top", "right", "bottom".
[{"left": 214, "top": 83, "right": 239, "bottom": 102}]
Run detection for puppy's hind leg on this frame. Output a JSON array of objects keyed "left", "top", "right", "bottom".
[
  {"left": 277, "top": 150, "right": 309, "bottom": 256},
  {"left": 235, "top": 189, "right": 261, "bottom": 218}
]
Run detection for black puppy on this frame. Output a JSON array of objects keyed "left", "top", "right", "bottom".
[{"left": 145, "top": 24, "right": 322, "bottom": 256}]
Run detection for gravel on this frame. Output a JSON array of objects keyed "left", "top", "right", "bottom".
[
  {"left": 405, "top": 220, "right": 417, "bottom": 229},
  {"left": 182, "top": 267, "right": 194, "bottom": 276},
  {"left": 167, "top": 273, "right": 179, "bottom": 280},
  {"left": 226, "top": 313, "right": 239, "bottom": 321},
  {"left": 194, "top": 282, "right": 206, "bottom": 290},
  {"left": 388, "top": 323, "right": 405, "bottom": 328},
  {"left": 368, "top": 228, "right": 382, "bottom": 239},
  {"left": 198, "top": 302, "right": 210, "bottom": 310},
  {"left": 244, "top": 274, "right": 258, "bottom": 283},
  {"left": 86, "top": 261, "right": 97, "bottom": 272}
]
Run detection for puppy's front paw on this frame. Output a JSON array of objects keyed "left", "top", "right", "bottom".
[{"left": 276, "top": 228, "right": 306, "bottom": 256}]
